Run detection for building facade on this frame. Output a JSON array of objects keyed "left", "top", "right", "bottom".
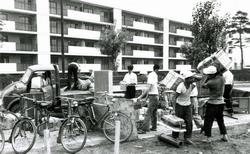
[{"left": 0, "top": 0, "right": 193, "bottom": 73}]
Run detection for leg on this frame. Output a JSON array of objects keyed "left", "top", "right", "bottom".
[
  {"left": 203, "top": 104, "right": 215, "bottom": 137},
  {"left": 140, "top": 96, "right": 158, "bottom": 132},
  {"left": 184, "top": 105, "right": 193, "bottom": 139},
  {"left": 172, "top": 103, "right": 183, "bottom": 139},
  {"left": 224, "top": 85, "right": 233, "bottom": 113},
  {"left": 151, "top": 96, "right": 159, "bottom": 129},
  {"left": 215, "top": 104, "right": 227, "bottom": 135}
]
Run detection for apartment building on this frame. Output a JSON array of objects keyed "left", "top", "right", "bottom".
[{"left": 0, "top": 0, "right": 193, "bottom": 73}]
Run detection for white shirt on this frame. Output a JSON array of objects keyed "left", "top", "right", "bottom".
[
  {"left": 123, "top": 72, "right": 137, "bottom": 85},
  {"left": 223, "top": 70, "right": 233, "bottom": 85},
  {"left": 190, "top": 83, "right": 198, "bottom": 97},
  {"left": 176, "top": 82, "right": 196, "bottom": 106},
  {"left": 147, "top": 71, "right": 159, "bottom": 95}
]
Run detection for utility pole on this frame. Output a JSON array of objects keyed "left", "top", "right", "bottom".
[{"left": 60, "top": 0, "right": 65, "bottom": 77}]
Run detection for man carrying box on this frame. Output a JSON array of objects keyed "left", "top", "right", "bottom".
[{"left": 171, "top": 71, "right": 197, "bottom": 145}]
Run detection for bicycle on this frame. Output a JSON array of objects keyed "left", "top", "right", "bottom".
[
  {"left": 57, "top": 96, "right": 87, "bottom": 153},
  {"left": 75, "top": 91, "right": 133, "bottom": 143}
]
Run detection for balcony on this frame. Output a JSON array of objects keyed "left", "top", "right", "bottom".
[
  {"left": 133, "top": 21, "right": 155, "bottom": 31},
  {"left": 176, "top": 29, "right": 192, "bottom": 37},
  {"left": 79, "top": 64, "right": 101, "bottom": 72},
  {"left": 132, "top": 36, "right": 155, "bottom": 44},
  {"left": 133, "top": 64, "right": 154, "bottom": 71},
  {"left": 176, "top": 53, "right": 186, "bottom": 59},
  {"left": 133, "top": 50, "right": 155, "bottom": 58},
  {"left": 0, "top": 42, "right": 37, "bottom": 52},
  {"left": 67, "top": 28, "right": 100, "bottom": 40},
  {"left": 0, "top": 42, "right": 16, "bottom": 52},
  {"left": 68, "top": 46, "right": 102, "bottom": 56},
  {"left": 176, "top": 41, "right": 191, "bottom": 47},
  {"left": 0, "top": 63, "right": 17, "bottom": 73},
  {"left": 1, "top": 20, "right": 15, "bottom": 31},
  {"left": 0, "top": 0, "right": 15, "bottom": 10},
  {"left": 1, "top": 20, "right": 36, "bottom": 32},
  {"left": 67, "top": 10, "right": 101, "bottom": 23}
]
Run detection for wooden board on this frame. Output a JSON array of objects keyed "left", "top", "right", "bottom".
[{"left": 158, "top": 121, "right": 186, "bottom": 132}]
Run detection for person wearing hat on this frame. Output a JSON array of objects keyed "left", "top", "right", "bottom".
[
  {"left": 202, "top": 65, "right": 228, "bottom": 143},
  {"left": 171, "top": 70, "right": 197, "bottom": 145},
  {"left": 122, "top": 65, "right": 137, "bottom": 99}
]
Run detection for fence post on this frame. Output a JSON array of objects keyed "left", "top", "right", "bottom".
[{"left": 114, "top": 120, "right": 120, "bottom": 154}]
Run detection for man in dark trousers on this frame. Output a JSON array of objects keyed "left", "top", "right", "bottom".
[
  {"left": 202, "top": 65, "right": 228, "bottom": 143},
  {"left": 67, "top": 62, "right": 81, "bottom": 90}
]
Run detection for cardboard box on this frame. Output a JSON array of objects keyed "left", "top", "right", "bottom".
[
  {"left": 197, "top": 50, "right": 232, "bottom": 73},
  {"left": 160, "top": 71, "right": 184, "bottom": 91}
]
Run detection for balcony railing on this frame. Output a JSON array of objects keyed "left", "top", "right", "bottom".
[
  {"left": 15, "top": 23, "right": 37, "bottom": 32},
  {"left": 16, "top": 43, "right": 37, "bottom": 51},
  {"left": 0, "top": 63, "right": 17, "bottom": 73}
]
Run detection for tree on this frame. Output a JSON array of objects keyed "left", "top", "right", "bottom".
[
  {"left": 98, "top": 25, "right": 129, "bottom": 71},
  {"left": 226, "top": 11, "right": 250, "bottom": 69},
  {"left": 180, "top": 0, "right": 228, "bottom": 67}
]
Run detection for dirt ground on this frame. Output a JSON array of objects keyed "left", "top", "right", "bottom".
[{"left": 29, "top": 131, "right": 250, "bottom": 154}]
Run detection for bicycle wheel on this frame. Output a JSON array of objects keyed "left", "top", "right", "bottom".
[
  {"left": 11, "top": 119, "right": 36, "bottom": 154},
  {"left": 0, "top": 129, "right": 5, "bottom": 153},
  {"left": 60, "top": 117, "right": 87, "bottom": 153},
  {"left": 102, "top": 111, "right": 133, "bottom": 143}
]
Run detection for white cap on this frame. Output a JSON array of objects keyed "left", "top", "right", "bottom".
[
  {"left": 181, "top": 71, "right": 195, "bottom": 79},
  {"left": 203, "top": 66, "right": 217, "bottom": 75}
]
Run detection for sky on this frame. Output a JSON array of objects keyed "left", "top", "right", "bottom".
[{"left": 82, "top": 0, "right": 250, "bottom": 23}]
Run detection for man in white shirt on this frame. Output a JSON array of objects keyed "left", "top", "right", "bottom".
[
  {"left": 223, "top": 70, "right": 234, "bottom": 114},
  {"left": 138, "top": 64, "right": 160, "bottom": 134},
  {"left": 122, "top": 65, "right": 137, "bottom": 98},
  {"left": 172, "top": 71, "right": 196, "bottom": 145}
]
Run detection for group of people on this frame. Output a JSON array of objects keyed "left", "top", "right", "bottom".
[
  {"left": 121, "top": 63, "right": 234, "bottom": 145},
  {"left": 67, "top": 61, "right": 234, "bottom": 145}
]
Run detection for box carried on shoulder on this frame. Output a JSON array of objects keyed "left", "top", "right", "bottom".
[
  {"left": 197, "top": 50, "right": 232, "bottom": 73},
  {"left": 160, "top": 71, "right": 184, "bottom": 91}
]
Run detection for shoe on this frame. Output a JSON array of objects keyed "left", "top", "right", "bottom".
[
  {"left": 150, "top": 128, "right": 157, "bottom": 131},
  {"left": 184, "top": 138, "right": 194, "bottom": 145},
  {"left": 221, "top": 135, "right": 228, "bottom": 142},
  {"left": 137, "top": 129, "right": 146, "bottom": 134},
  {"left": 202, "top": 137, "right": 211, "bottom": 143}
]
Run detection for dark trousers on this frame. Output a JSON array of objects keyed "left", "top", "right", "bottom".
[
  {"left": 67, "top": 64, "right": 78, "bottom": 89},
  {"left": 204, "top": 103, "right": 227, "bottom": 137},
  {"left": 172, "top": 103, "right": 193, "bottom": 139},
  {"left": 125, "top": 85, "right": 136, "bottom": 99},
  {"left": 141, "top": 95, "right": 159, "bottom": 131},
  {"left": 224, "top": 84, "right": 233, "bottom": 113}
]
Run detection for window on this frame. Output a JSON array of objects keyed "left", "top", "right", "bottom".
[
  {"left": 85, "top": 24, "right": 94, "bottom": 31},
  {"left": 0, "top": 12, "right": 8, "bottom": 20},
  {"left": 85, "top": 41, "right": 94, "bottom": 47},
  {"left": 83, "top": 7, "right": 93, "bottom": 13},
  {"left": 50, "top": 1, "right": 57, "bottom": 14},
  {"left": 50, "top": 20, "right": 58, "bottom": 33},
  {"left": 0, "top": 55, "right": 9, "bottom": 63},
  {"left": 86, "top": 57, "right": 94, "bottom": 64}
]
